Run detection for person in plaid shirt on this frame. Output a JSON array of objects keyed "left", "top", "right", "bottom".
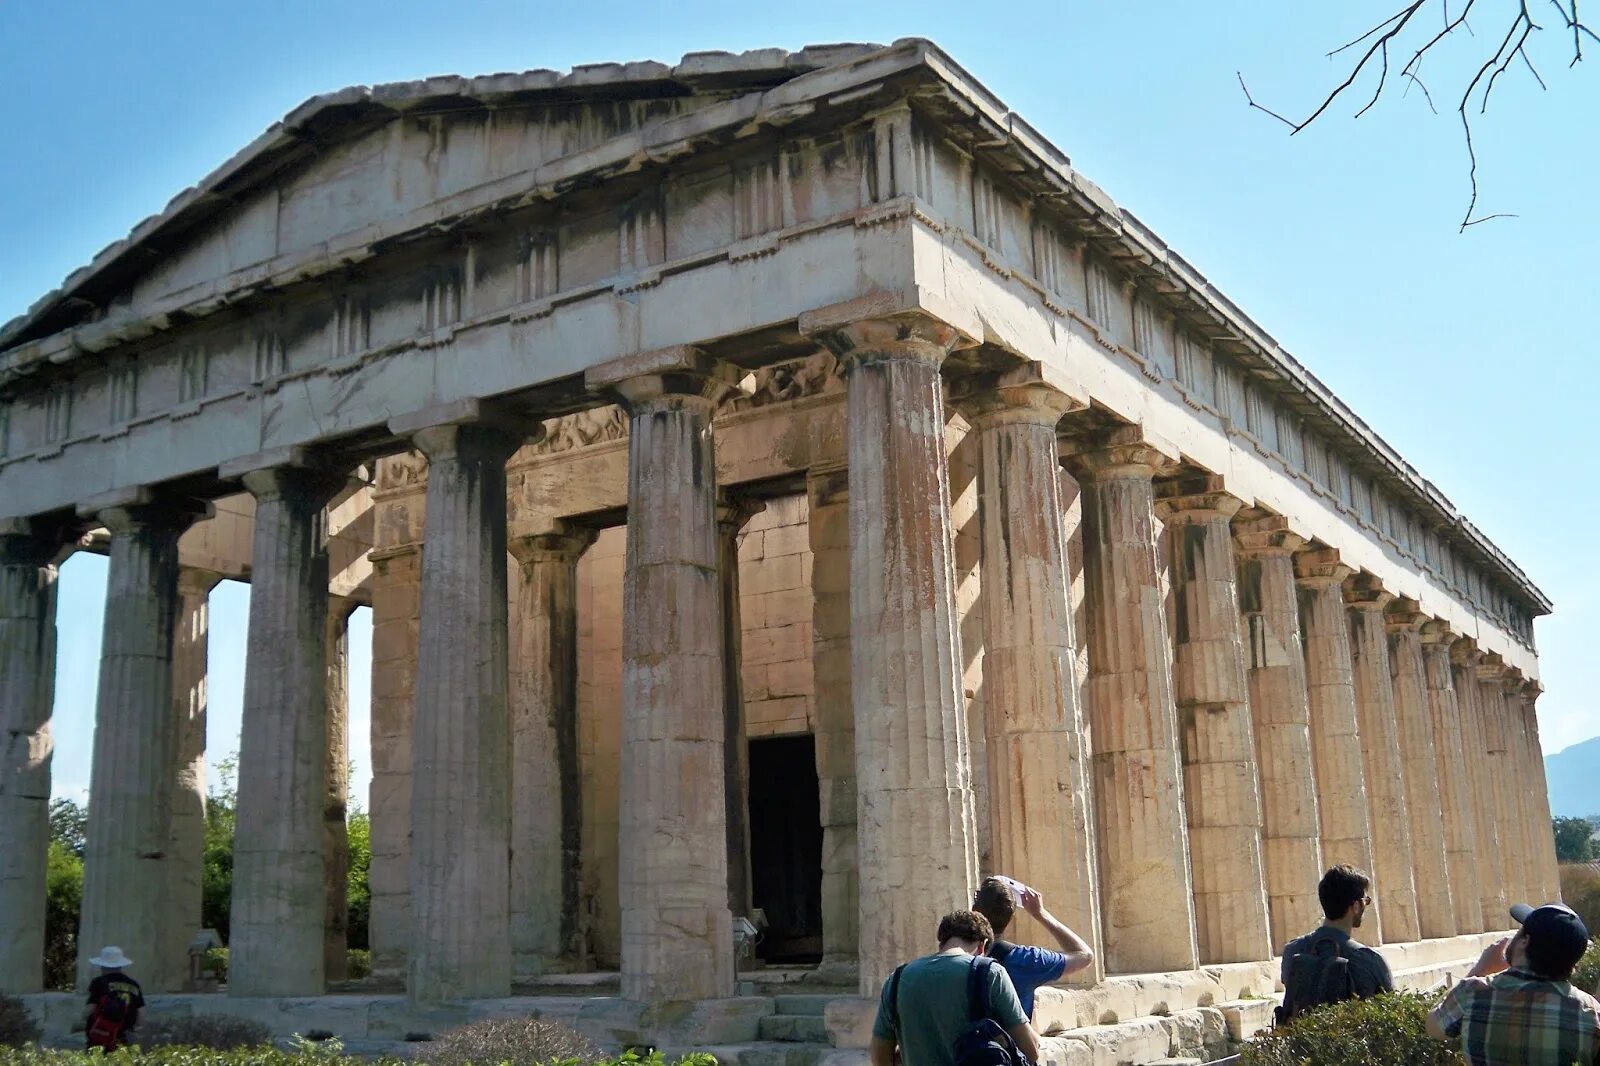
[{"left": 1427, "top": 902, "right": 1600, "bottom": 1065}]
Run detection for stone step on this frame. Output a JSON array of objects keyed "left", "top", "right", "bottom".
[
  {"left": 760, "top": 1014, "right": 831, "bottom": 1042},
  {"left": 772, "top": 994, "right": 840, "bottom": 1017},
  {"left": 695, "top": 1041, "right": 844, "bottom": 1066}
]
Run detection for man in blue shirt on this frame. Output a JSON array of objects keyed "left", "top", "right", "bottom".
[{"left": 972, "top": 875, "right": 1096, "bottom": 1019}]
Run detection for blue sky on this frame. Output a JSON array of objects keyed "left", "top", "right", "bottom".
[{"left": 3, "top": 1, "right": 1594, "bottom": 805}]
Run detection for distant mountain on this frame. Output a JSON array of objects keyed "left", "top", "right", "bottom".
[{"left": 1546, "top": 736, "right": 1600, "bottom": 819}]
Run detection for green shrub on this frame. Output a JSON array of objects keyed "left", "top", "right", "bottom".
[
  {"left": 344, "top": 950, "right": 370, "bottom": 981},
  {"left": 1560, "top": 864, "right": 1600, "bottom": 942},
  {"left": 135, "top": 1015, "right": 271, "bottom": 1050},
  {"left": 1241, "top": 991, "right": 1462, "bottom": 1066},
  {"left": 420, "top": 1017, "right": 604, "bottom": 1066},
  {"left": 44, "top": 841, "right": 83, "bottom": 991},
  {"left": 1572, "top": 939, "right": 1600, "bottom": 996},
  {"left": 202, "top": 947, "right": 229, "bottom": 984},
  {"left": 0, "top": 1049, "right": 381, "bottom": 1066},
  {"left": 0, "top": 994, "right": 41, "bottom": 1048}
]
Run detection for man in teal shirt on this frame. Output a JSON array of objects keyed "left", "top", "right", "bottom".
[{"left": 870, "top": 910, "right": 1040, "bottom": 1066}]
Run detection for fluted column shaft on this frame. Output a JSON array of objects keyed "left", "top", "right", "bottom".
[
  {"left": 508, "top": 527, "right": 594, "bottom": 972},
  {"left": 1156, "top": 479, "right": 1270, "bottom": 964},
  {"left": 79, "top": 502, "right": 197, "bottom": 988},
  {"left": 324, "top": 595, "right": 356, "bottom": 982},
  {"left": 815, "top": 316, "right": 977, "bottom": 994},
  {"left": 1453, "top": 644, "right": 1507, "bottom": 928},
  {"left": 1063, "top": 427, "right": 1197, "bottom": 975},
  {"left": 807, "top": 466, "right": 858, "bottom": 973},
  {"left": 0, "top": 526, "right": 60, "bottom": 993},
  {"left": 1385, "top": 604, "right": 1455, "bottom": 939},
  {"left": 718, "top": 498, "right": 763, "bottom": 924},
  {"left": 1498, "top": 676, "right": 1537, "bottom": 906},
  {"left": 160, "top": 568, "right": 221, "bottom": 992},
  {"left": 1476, "top": 671, "right": 1525, "bottom": 912},
  {"left": 597, "top": 352, "right": 736, "bottom": 1004},
  {"left": 408, "top": 422, "right": 522, "bottom": 1003},
  {"left": 1235, "top": 517, "right": 1322, "bottom": 952},
  {"left": 1519, "top": 687, "right": 1560, "bottom": 903},
  {"left": 1345, "top": 580, "right": 1419, "bottom": 942},
  {"left": 367, "top": 542, "right": 421, "bottom": 977},
  {"left": 1421, "top": 624, "right": 1481, "bottom": 933},
  {"left": 1294, "top": 550, "right": 1377, "bottom": 938},
  {"left": 231, "top": 466, "right": 344, "bottom": 996},
  {"left": 963, "top": 375, "right": 1101, "bottom": 983}
]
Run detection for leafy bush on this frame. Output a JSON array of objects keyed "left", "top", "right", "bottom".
[
  {"left": 0, "top": 994, "right": 41, "bottom": 1048},
  {"left": 44, "top": 841, "right": 83, "bottom": 990},
  {"left": 1241, "top": 991, "right": 1461, "bottom": 1066},
  {"left": 420, "top": 1017, "right": 603, "bottom": 1066},
  {"left": 1560, "top": 864, "right": 1600, "bottom": 942},
  {"left": 202, "top": 948, "right": 229, "bottom": 984},
  {"left": 135, "top": 1015, "right": 271, "bottom": 1050},
  {"left": 1572, "top": 939, "right": 1600, "bottom": 996},
  {"left": 343, "top": 950, "right": 370, "bottom": 981},
  {"left": 0, "top": 1048, "right": 380, "bottom": 1066}
]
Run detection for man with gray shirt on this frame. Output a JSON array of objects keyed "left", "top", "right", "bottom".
[{"left": 1277, "top": 864, "right": 1395, "bottom": 1021}]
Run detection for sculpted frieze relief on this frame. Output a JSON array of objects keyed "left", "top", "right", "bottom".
[
  {"left": 532, "top": 405, "right": 628, "bottom": 454},
  {"left": 727, "top": 349, "right": 842, "bottom": 412},
  {"left": 375, "top": 451, "right": 429, "bottom": 491}
]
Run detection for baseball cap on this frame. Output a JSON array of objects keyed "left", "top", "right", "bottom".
[{"left": 1509, "top": 903, "right": 1592, "bottom": 972}]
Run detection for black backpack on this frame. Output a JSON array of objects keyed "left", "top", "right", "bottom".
[
  {"left": 888, "top": 955, "right": 1030, "bottom": 1066},
  {"left": 1276, "top": 933, "right": 1356, "bottom": 1025}
]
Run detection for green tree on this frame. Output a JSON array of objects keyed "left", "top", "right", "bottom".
[
  {"left": 203, "top": 754, "right": 238, "bottom": 941},
  {"left": 1554, "top": 816, "right": 1598, "bottom": 863},
  {"left": 44, "top": 840, "right": 82, "bottom": 989},
  {"left": 48, "top": 797, "right": 87, "bottom": 857},
  {"left": 346, "top": 810, "right": 371, "bottom": 952}
]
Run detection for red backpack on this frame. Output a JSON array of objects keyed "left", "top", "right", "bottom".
[{"left": 86, "top": 984, "right": 135, "bottom": 1049}]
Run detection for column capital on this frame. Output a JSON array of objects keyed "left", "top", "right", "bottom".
[
  {"left": 1153, "top": 473, "right": 1243, "bottom": 523},
  {"left": 949, "top": 361, "right": 1087, "bottom": 430},
  {"left": 1520, "top": 678, "right": 1544, "bottom": 702},
  {"left": 237, "top": 464, "right": 349, "bottom": 511},
  {"left": 1232, "top": 511, "right": 1307, "bottom": 557},
  {"left": 1059, "top": 424, "right": 1181, "bottom": 480},
  {"left": 388, "top": 398, "right": 539, "bottom": 461},
  {"left": 1449, "top": 636, "right": 1483, "bottom": 669},
  {"left": 77, "top": 486, "right": 212, "bottom": 536},
  {"left": 716, "top": 495, "right": 766, "bottom": 537},
  {"left": 800, "top": 307, "right": 966, "bottom": 374},
  {"left": 1476, "top": 652, "right": 1508, "bottom": 682},
  {"left": 177, "top": 566, "right": 225, "bottom": 598},
  {"left": 1500, "top": 670, "right": 1526, "bottom": 695},
  {"left": 585, "top": 345, "right": 740, "bottom": 412},
  {"left": 1342, "top": 571, "right": 1393, "bottom": 612},
  {"left": 508, "top": 523, "right": 597, "bottom": 568},
  {"left": 1383, "top": 597, "right": 1426, "bottom": 633},
  {"left": 1419, "top": 618, "right": 1457, "bottom": 647},
  {"left": 0, "top": 516, "right": 74, "bottom": 566},
  {"left": 1293, "top": 546, "right": 1352, "bottom": 588}
]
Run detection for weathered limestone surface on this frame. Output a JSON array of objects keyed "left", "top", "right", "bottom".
[
  {"left": 508, "top": 526, "right": 594, "bottom": 972},
  {"left": 718, "top": 498, "right": 763, "bottom": 922},
  {"left": 806, "top": 312, "right": 978, "bottom": 993},
  {"left": 1294, "top": 549, "right": 1377, "bottom": 937},
  {"left": 1234, "top": 515, "right": 1322, "bottom": 952},
  {"left": 1453, "top": 643, "right": 1508, "bottom": 930},
  {"left": 1062, "top": 426, "right": 1197, "bottom": 975},
  {"left": 404, "top": 419, "right": 523, "bottom": 1003},
  {"left": 962, "top": 369, "right": 1101, "bottom": 983},
  {"left": 1519, "top": 686, "right": 1561, "bottom": 903},
  {"left": 367, "top": 540, "right": 420, "bottom": 977},
  {"left": 1420, "top": 622, "right": 1482, "bottom": 934},
  {"left": 78, "top": 501, "right": 201, "bottom": 989},
  {"left": 1384, "top": 601, "right": 1455, "bottom": 940},
  {"left": 589, "top": 347, "right": 736, "bottom": 1003},
  {"left": 324, "top": 596, "right": 357, "bottom": 983},
  {"left": 162, "top": 568, "right": 222, "bottom": 992},
  {"left": 0, "top": 524, "right": 59, "bottom": 994},
  {"left": 1497, "top": 675, "right": 1537, "bottom": 906},
  {"left": 230, "top": 465, "right": 345, "bottom": 997},
  {"left": 1476, "top": 667, "right": 1525, "bottom": 909},
  {"left": 1155, "top": 477, "right": 1270, "bottom": 965},
  {"left": 1344, "top": 576, "right": 1419, "bottom": 943},
  {"left": 807, "top": 465, "right": 859, "bottom": 975}
]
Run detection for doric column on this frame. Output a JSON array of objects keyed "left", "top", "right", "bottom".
[
  {"left": 1452, "top": 640, "right": 1507, "bottom": 929},
  {"left": 1498, "top": 672, "right": 1537, "bottom": 905},
  {"left": 717, "top": 497, "right": 764, "bottom": 925},
  {"left": 1421, "top": 621, "right": 1481, "bottom": 933},
  {"left": 588, "top": 346, "right": 739, "bottom": 1003},
  {"left": 958, "top": 365, "right": 1101, "bottom": 983},
  {"left": 805, "top": 312, "right": 979, "bottom": 994},
  {"left": 1293, "top": 548, "right": 1377, "bottom": 938},
  {"left": 366, "top": 539, "right": 421, "bottom": 978},
  {"left": 507, "top": 524, "right": 595, "bottom": 974},
  {"left": 1234, "top": 514, "right": 1322, "bottom": 952},
  {"left": 324, "top": 594, "right": 358, "bottom": 983},
  {"left": 806, "top": 464, "right": 858, "bottom": 977},
  {"left": 1475, "top": 661, "right": 1523, "bottom": 913},
  {"left": 78, "top": 493, "right": 206, "bottom": 989},
  {"left": 0, "top": 520, "right": 63, "bottom": 993},
  {"left": 1155, "top": 476, "right": 1271, "bottom": 964},
  {"left": 1343, "top": 573, "right": 1419, "bottom": 943},
  {"left": 1384, "top": 600, "right": 1455, "bottom": 939},
  {"left": 1061, "top": 425, "right": 1197, "bottom": 975},
  {"left": 228, "top": 460, "right": 347, "bottom": 996},
  {"left": 160, "top": 567, "right": 222, "bottom": 992},
  {"left": 390, "top": 407, "right": 525, "bottom": 1004},
  {"left": 1519, "top": 682, "right": 1560, "bottom": 903}
]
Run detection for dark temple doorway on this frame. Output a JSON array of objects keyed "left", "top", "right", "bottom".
[{"left": 747, "top": 734, "right": 824, "bottom": 963}]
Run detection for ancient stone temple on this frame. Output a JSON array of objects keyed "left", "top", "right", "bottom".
[{"left": 0, "top": 39, "right": 1559, "bottom": 1061}]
